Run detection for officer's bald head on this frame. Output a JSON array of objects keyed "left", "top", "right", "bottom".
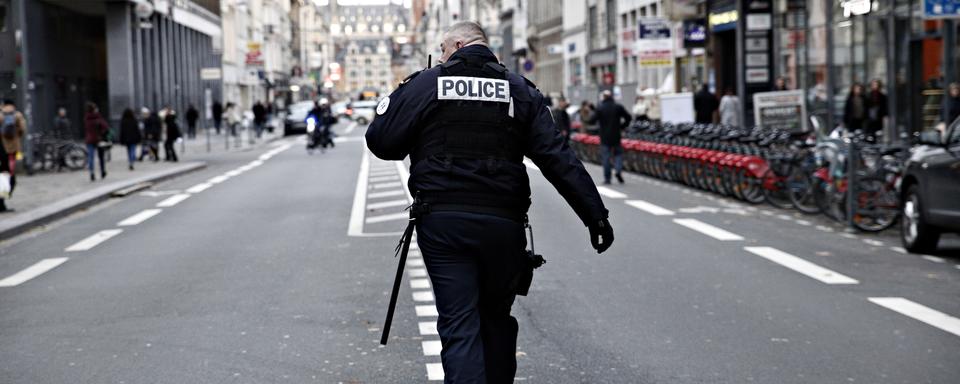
[{"left": 440, "top": 21, "right": 489, "bottom": 63}]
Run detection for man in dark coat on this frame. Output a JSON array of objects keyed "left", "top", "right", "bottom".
[
  {"left": 252, "top": 101, "right": 266, "bottom": 138},
  {"left": 865, "top": 79, "right": 888, "bottom": 139},
  {"left": 140, "top": 109, "right": 162, "bottom": 162},
  {"left": 185, "top": 104, "right": 199, "bottom": 139},
  {"left": 164, "top": 110, "right": 181, "bottom": 162},
  {"left": 212, "top": 101, "right": 223, "bottom": 134},
  {"left": 551, "top": 97, "right": 572, "bottom": 142},
  {"left": 693, "top": 84, "right": 719, "bottom": 124},
  {"left": 586, "top": 90, "right": 632, "bottom": 184}
]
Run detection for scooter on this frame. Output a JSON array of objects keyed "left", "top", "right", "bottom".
[{"left": 306, "top": 115, "right": 335, "bottom": 154}]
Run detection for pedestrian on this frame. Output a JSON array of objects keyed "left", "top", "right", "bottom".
[
  {"left": 1, "top": 99, "right": 26, "bottom": 178},
  {"left": 632, "top": 95, "right": 650, "bottom": 121},
  {"left": 586, "top": 90, "right": 632, "bottom": 185},
  {"left": 0, "top": 140, "right": 10, "bottom": 212},
  {"left": 186, "top": 104, "right": 199, "bottom": 139},
  {"left": 693, "top": 84, "right": 719, "bottom": 124},
  {"left": 647, "top": 93, "right": 662, "bottom": 123},
  {"left": 946, "top": 82, "right": 960, "bottom": 124},
  {"left": 843, "top": 82, "right": 867, "bottom": 131},
  {"left": 252, "top": 101, "right": 266, "bottom": 139},
  {"left": 773, "top": 76, "right": 789, "bottom": 91},
  {"left": 719, "top": 88, "right": 740, "bottom": 127},
  {"left": 578, "top": 100, "right": 594, "bottom": 133},
  {"left": 53, "top": 107, "right": 71, "bottom": 139},
  {"left": 224, "top": 102, "right": 239, "bottom": 137},
  {"left": 212, "top": 100, "right": 223, "bottom": 135},
  {"left": 83, "top": 102, "right": 109, "bottom": 181},
  {"left": 119, "top": 108, "right": 141, "bottom": 171},
  {"left": 865, "top": 79, "right": 888, "bottom": 138},
  {"left": 140, "top": 108, "right": 161, "bottom": 162},
  {"left": 163, "top": 110, "right": 181, "bottom": 162},
  {"left": 366, "top": 21, "right": 613, "bottom": 383},
  {"left": 552, "top": 97, "right": 572, "bottom": 141}
]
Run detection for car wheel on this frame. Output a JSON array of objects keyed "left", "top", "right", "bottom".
[{"left": 900, "top": 185, "right": 940, "bottom": 253}]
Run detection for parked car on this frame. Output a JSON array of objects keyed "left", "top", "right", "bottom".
[
  {"left": 899, "top": 116, "right": 960, "bottom": 253},
  {"left": 332, "top": 101, "right": 350, "bottom": 118},
  {"left": 284, "top": 101, "right": 316, "bottom": 136},
  {"left": 350, "top": 100, "right": 378, "bottom": 125}
]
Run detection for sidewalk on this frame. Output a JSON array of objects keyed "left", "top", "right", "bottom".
[{"left": 0, "top": 127, "right": 281, "bottom": 240}]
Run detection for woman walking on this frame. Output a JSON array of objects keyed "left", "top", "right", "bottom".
[
  {"left": 84, "top": 102, "right": 109, "bottom": 181},
  {"left": 843, "top": 83, "right": 867, "bottom": 131},
  {"left": 119, "top": 108, "right": 141, "bottom": 171},
  {"left": 163, "top": 110, "right": 181, "bottom": 162}
]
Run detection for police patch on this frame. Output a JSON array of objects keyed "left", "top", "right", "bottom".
[
  {"left": 376, "top": 97, "right": 390, "bottom": 115},
  {"left": 437, "top": 76, "right": 510, "bottom": 103}
]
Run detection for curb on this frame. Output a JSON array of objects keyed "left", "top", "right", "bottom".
[{"left": 0, "top": 161, "right": 207, "bottom": 241}]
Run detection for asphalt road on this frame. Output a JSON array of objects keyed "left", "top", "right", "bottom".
[{"left": 1, "top": 120, "right": 959, "bottom": 383}]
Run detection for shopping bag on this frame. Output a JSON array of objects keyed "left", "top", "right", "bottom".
[{"left": 0, "top": 172, "right": 10, "bottom": 199}]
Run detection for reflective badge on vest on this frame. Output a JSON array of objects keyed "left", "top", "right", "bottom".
[{"left": 437, "top": 76, "right": 510, "bottom": 103}]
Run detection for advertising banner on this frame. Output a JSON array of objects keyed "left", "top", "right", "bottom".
[
  {"left": 636, "top": 18, "right": 673, "bottom": 67},
  {"left": 753, "top": 90, "right": 807, "bottom": 133}
]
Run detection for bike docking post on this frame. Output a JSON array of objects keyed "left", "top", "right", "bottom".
[{"left": 846, "top": 138, "right": 858, "bottom": 230}]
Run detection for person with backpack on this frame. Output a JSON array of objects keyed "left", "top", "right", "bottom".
[
  {"left": 1, "top": 99, "right": 26, "bottom": 179},
  {"left": 84, "top": 102, "right": 110, "bottom": 181}
]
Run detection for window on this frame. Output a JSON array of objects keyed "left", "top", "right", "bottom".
[
  {"left": 606, "top": 0, "right": 616, "bottom": 44},
  {"left": 621, "top": 14, "right": 628, "bottom": 31},
  {"left": 650, "top": 3, "right": 658, "bottom": 16},
  {"left": 588, "top": 6, "right": 598, "bottom": 49}
]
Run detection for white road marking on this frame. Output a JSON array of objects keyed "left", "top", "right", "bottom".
[
  {"left": 117, "top": 209, "right": 163, "bottom": 226},
  {"left": 348, "top": 145, "right": 371, "bottom": 237},
  {"left": 208, "top": 175, "right": 230, "bottom": 184},
  {"left": 249, "top": 160, "right": 264, "bottom": 167},
  {"left": 368, "top": 190, "right": 406, "bottom": 199},
  {"left": 626, "top": 200, "right": 675, "bottom": 216},
  {"left": 422, "top": 340, "right": 442, "bottom": 356},
  {"left": 760, "top": 210, "right": 774, "bottom": 216},
  {"left": 415, "top": 305, "right": 439, "bottom": 317},
  {"left": 426, "top": 363, "right": 445, "bottom": 381},
  {"left": 0, "top": 258, "right": 69, "bottom": 288},
  {"left": 371, "top": 182, "right": 403, "bottom": 189},
  {"left": 745, "top": 246, "right": 859, "bottom": 285},
  {"left": 409, "top": 268, "right": 428, "bottom": 278},
  {"left": 840, "top": 233, "right": 859, "bottom": 239},
  {"left": 419, "top": 321, "right": 439, "bottom": 336},
  {"left": 777, "top": 214, "right": 793, "bottom": 221},
  {"left": 412, "top": 291, "right": 435, "bottom": 302},
  {"left": 407, "top": 259, "right": 425, "bottom": 267},
  {"left": 795, "top": 220, "right": 812, "bottom": 226},
  {"left": 673, "top": 219, "right": 744, "bottom": 241},
  {"left": 156, "top": 193, "right": 191, "bottom": 208},
  {"left": 366, "top": 199, "right": 409, "bottom": 210},
  {"left": 869, "top": 297, "right": 960, "bottom": 337},
  {"left": 815, "top": 225, "right": 834, "bottom": 232},
  {"left": 890, "top": 247, "right": 907, "bottom": 254},
  {"left": 596, "top": 186, "right": 627, "bottom": 199},
  {"left": 185, "top": 183, "right": 213, "bottom": 194},
  {"left": 678, "top": 206, "right": 720, "bottom": 214},
  {"left": 365, "top": 212, "right": 408, "bottom": 224},
  {"left": 522, "top": 158, "right": 540, "bottom": 171},
  {"left": 410, "top": 278, "right": 431, "bottom": 289},
  {"left": 922, "top": 255, "right": 946, "bottom": 264},
  {"left": 344, "top": 122, "right": 359, "bottom": 134},
  {"left": 863, "top": 239, "right": 885, "bottom": 247},
  {"left": 369, "top": 175, "right": 400, "bottom": 182},
  {"left": 65, "top": 229, "right": 123, "bottom": 252}
]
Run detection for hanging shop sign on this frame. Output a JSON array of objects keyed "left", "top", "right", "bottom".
[
  {"left": 636, "top": 18, "right": 674, "bottom": 67},
  {"left": 840, "top": 0, "right": 873, "bottom": 18},
  {"left": 245, "top": 42, "right": 264, "bottom": 67},
  {"left": 753, "top": 90, "right": 807, "bottom": 133},
  {"left": 683, "top": 19, "right": 707, "bottom": 47},
  {"left": 922, "top": 0, "right": 960, "bottom": 18}
]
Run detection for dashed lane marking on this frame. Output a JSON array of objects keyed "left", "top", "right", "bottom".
[
  {"left": 407, "top": 259, "right": 425, "bottom": 268},
  {"left": 65, "top": 229, "right": 123, "bottom": 252},
  {"left": 371, "top": 182, "right": 403, "bottom": 189},
  {"left": 208, "top": 175, "right": 230, "bottom": 184},
  {"left": 369, "top": 175, "right": 401, "bottom": 182},
  {"left": 415, "top": 305, "right": 439, "bottom": 317},
  {"left": 922, "top": 255, "right": 947, "bottom": 264},
  {"left": 596, "top": 186, "right": 627, "bottom": 199},
  {"left": 185, "top": 183, "right": 213, "bottom": 194},
  {"left": 795, "top": 220, "right": 812, "bottom": 226},
  {"left": 366, "top": 199, "right": 409, "bottom": 210},
  {"left": 368, "top": 190, "right": 406, "bottom": 199},
  {"left": 409, "top": 268, "right": 428, "bottom": 278},
  {"left": 426, "top": 363, "right": 444, "bottom": 381},
  {"left": 410, "top": 278, "right": 431, "bottom": 289},
  {"left": 156, "top": 194, "right": 191, "bottom": 208},
  {"left": 869, "top": 297, "right": 960, "bottom": 337},
  {"left": 412, "top": 291, "right": 435, "bottom": 302},
  {"left": 419, "top": 321, "right": 439, "bottom": 336},
  {"left": 815, "top": 225, "right": 834, "bottom": 232},
  {"left": 422, "top": 340, "right": 442, "bottom": 356},
  {"left": 745, "top": 246, "right": 859, "bottom": 285},
  {"left": 0, "top": 258, "right": 69, "bottom": 288},
  {"left": 626, "top": 200, "right": 675, "bottom": 216},
  {"left": 863, "top": 239, "right": 885, "bottom": 247},
  {"left": 365, "top": 212, "right": 408, "bottom": 224},
  {"left": 673, "top": 219, "right": 744, "bottom": 241},
  {"left": 890, "top": 247, "right": 907, "bottom": 254},
  {"left": 117, "top": 209, "right": 163, "bottom": 226}
]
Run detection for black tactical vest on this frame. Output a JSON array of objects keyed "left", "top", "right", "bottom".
[{"left": 412, "top": 57, "right": 524, "bottom": 166}]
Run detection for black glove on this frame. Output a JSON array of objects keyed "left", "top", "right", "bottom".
[{"left": 588, "top": 218, "right": 614, "bottom": 254}]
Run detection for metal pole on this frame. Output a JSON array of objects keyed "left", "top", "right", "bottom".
[
  {"left": 886, "top": 6, "right": 897, "bottom": 144},
  {"left": 825, "top": 0, "right": 836, "bottom": 132},
  {"left": 735, "top": 0, "right": 746, "bottom": 128},
  {"left": 14, "top": 0, "right": 33, "bottom": 174},
  {"left": 846, "top": 138, "right": 857, "bottom": 230},
  {"left": 943, "top": 20, "right": 957, "bottom": 123}
]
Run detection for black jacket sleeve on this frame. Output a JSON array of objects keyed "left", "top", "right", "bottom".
[
  {"left": 365, "top": 70, "right": 436, "bottom": 160},
  {"left": 523, "top": 86, "right": 609, "bottom": 226}
]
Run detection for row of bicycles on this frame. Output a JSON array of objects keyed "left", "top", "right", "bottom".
[
  {"left": 26, "top": 132, "right": 89, "bottom": 173},
  {"left": 570, "top": 120, "right": 907, "bottom": 232}
]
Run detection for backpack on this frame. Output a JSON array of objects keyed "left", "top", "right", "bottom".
[{"left": 1, "top": 114, "right": 16, "bottom": 139}]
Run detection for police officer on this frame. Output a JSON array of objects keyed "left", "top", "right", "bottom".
[{"left": 366, "top": 21, "right": 613, "bottom": 383}]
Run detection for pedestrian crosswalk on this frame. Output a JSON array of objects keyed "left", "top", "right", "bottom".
[{"left": 348, "top": 146, "right": 413, "bottom": 237}]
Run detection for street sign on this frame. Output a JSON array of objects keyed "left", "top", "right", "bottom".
[{"left": 923, "top": 0, "right": 960, "bottom": 18}]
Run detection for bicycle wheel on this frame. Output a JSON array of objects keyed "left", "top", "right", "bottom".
[
  {"left": 815, "top": 179, "right": 846, "bottom": 222},
  {"left": 762, "top": 168, "right": 794, "bottom": 209},
  {"left": 738, "top": 169, "right": 766, "bottom": 204},
  {"left": 851, "top": 177, "right": 900, "bottom": 232},
  {"left": 62, "top": 144, "right": 88, "bottom": 170},
  {"left": 787, "top": 167, "right": 820, "bottom": 214}
]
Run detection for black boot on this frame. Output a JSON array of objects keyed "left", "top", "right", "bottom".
[{"left": 90, "top": 172, "right": 96, "bottom": 181}]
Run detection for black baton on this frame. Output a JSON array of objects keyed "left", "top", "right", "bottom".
[{"left": 380, "top": 217, "right": 416, "bottom": 345}]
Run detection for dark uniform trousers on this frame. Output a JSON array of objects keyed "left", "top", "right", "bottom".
[{"left": 416, "top": 211, "right": 527, "bottom": 384}]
